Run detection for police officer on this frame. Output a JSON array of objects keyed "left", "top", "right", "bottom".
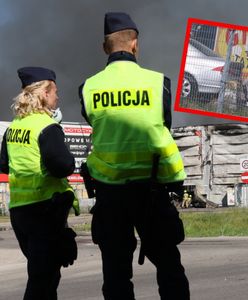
[
  {"left": 79, "top": 13, "right": 190, "bottom": 300},
  {"left": 0, "top": 67, "right": 77, "bottom": 300}
]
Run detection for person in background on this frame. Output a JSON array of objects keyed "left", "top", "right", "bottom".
[
  {"left": 78, "top": 12, "right": 190, "bottom": 300},
  {"left": 0, "top": 66, "right": 77, "bottom": 300}
]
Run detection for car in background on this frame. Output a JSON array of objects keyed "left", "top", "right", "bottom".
[{"left": 182, "top": 38, "right": 243, "bottom": 100}]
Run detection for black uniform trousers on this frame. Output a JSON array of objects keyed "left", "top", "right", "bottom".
[
  {"left": 91, "top": 181, "right": 190, "bottom": 300},
  {"left": 9, "top": 192, "right": 74, "bottom": 300}
]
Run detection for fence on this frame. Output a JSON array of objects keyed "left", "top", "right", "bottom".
[
  {"left": 0, "top": 183, "right": 9, "bottom": 215},
  {"left": 180, "top": 22, "right": 248, "bottom": 119},
  {"left": 235, "top": 183, "right": 248, "bottom": 207}
]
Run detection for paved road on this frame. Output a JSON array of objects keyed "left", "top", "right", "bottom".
[{"left": 1, "top": 228, "right": 248, "bottom": 300}]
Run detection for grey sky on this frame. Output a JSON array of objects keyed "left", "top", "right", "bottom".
[{"left": 1, "top": 0, "right": 248, "bottom": 127}]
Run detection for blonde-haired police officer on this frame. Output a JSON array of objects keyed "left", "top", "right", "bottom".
[
  {"left": 79, "top": 13, "right": 190, "bottom": 300},
  {"left": 0, "top": 67, "right": 77, "bottom": 300}
]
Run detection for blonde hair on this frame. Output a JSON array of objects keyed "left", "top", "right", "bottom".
[
  {"left": 12, "top": 80, "right": 53, "bottom": 118},
  {"left": 104, "top": 29, "right": 138, "bottom": 53}
]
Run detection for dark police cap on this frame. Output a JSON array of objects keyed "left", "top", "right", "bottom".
[
  {"left": 104, "top": 12, "right": 139, "bottom": 35},
  {"left": 17, "top": 66, "right": 56, "bottom": 88}
]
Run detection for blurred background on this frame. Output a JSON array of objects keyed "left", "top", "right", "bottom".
[{"left": 1, "top": 0, "right": 248, "bottom": 127}]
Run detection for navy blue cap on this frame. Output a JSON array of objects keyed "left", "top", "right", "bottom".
[
  {"left": 17, "top": 66, "right": 56, "bottom": 88},
  {"left": 104, "top": 12, "right": 139, "bottom": 35}
]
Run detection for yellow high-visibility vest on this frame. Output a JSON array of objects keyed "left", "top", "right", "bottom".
[
  {"left": 82, "top": 61, "right": 186, "bottom": 184},
  {"left": 7, "top": 113, "right": 72, "bottom": 208}
]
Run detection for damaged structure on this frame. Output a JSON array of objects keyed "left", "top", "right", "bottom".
[{"left": 173, "top": 123, "right": 248, "bottom": 207}]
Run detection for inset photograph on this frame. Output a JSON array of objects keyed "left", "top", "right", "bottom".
[{"left": 175, "top": 18, "right": 248, "bottom": 122}]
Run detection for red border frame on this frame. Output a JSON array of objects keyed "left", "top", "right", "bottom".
[
  {"left": 0, "top": 174, "right": 8, "bottom": 182},
  {"left": 174, "top": 18, "right": 248, "bottom": 123}
]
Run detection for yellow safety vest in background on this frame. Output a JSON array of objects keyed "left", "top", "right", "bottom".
[
  {"left": 82, "top": 61, "right": 186, "bottom": 184},
  {"left": 7, "top": 113, "right": 72, "bottom": 208}
]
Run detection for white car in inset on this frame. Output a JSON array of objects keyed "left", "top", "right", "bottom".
[{"left": 182, "top": 39, "right": 242, "bottom": 99}]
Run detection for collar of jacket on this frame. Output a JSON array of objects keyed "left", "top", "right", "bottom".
[{"left": 107, "top": 51, "right": 137, "bottom": 65}]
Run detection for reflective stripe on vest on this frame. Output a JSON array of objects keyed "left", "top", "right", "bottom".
[
  {"left": 7, "top": 113, "right": 72, "bottom": 208},
  {"left": 83, "top": 61, "right": 186, "bottom": 184},
  {"left": 93, "top": 143, "right": 179, "bottom": 163},
  {"left": 87, "top": 151, "right": 184, "bottom": 180}
]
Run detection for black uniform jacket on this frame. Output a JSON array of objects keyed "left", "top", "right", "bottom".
[
  {"left": 0, "top": 123, "right": 75, "bottom": 178},
  {"left": 78, "top": 51, "right": 172, "bottom": 130}
]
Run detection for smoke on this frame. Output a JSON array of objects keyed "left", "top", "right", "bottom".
[{"left": 1, "top": 0, "right": 248, "bottom": 127}]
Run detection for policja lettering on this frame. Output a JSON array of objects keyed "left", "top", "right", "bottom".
[
  {"left": 92, "top": 88, "right": 152, "bottom": 110},
  {"left": 7, "top": 128, "right": 31, "bottom": 145}
]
